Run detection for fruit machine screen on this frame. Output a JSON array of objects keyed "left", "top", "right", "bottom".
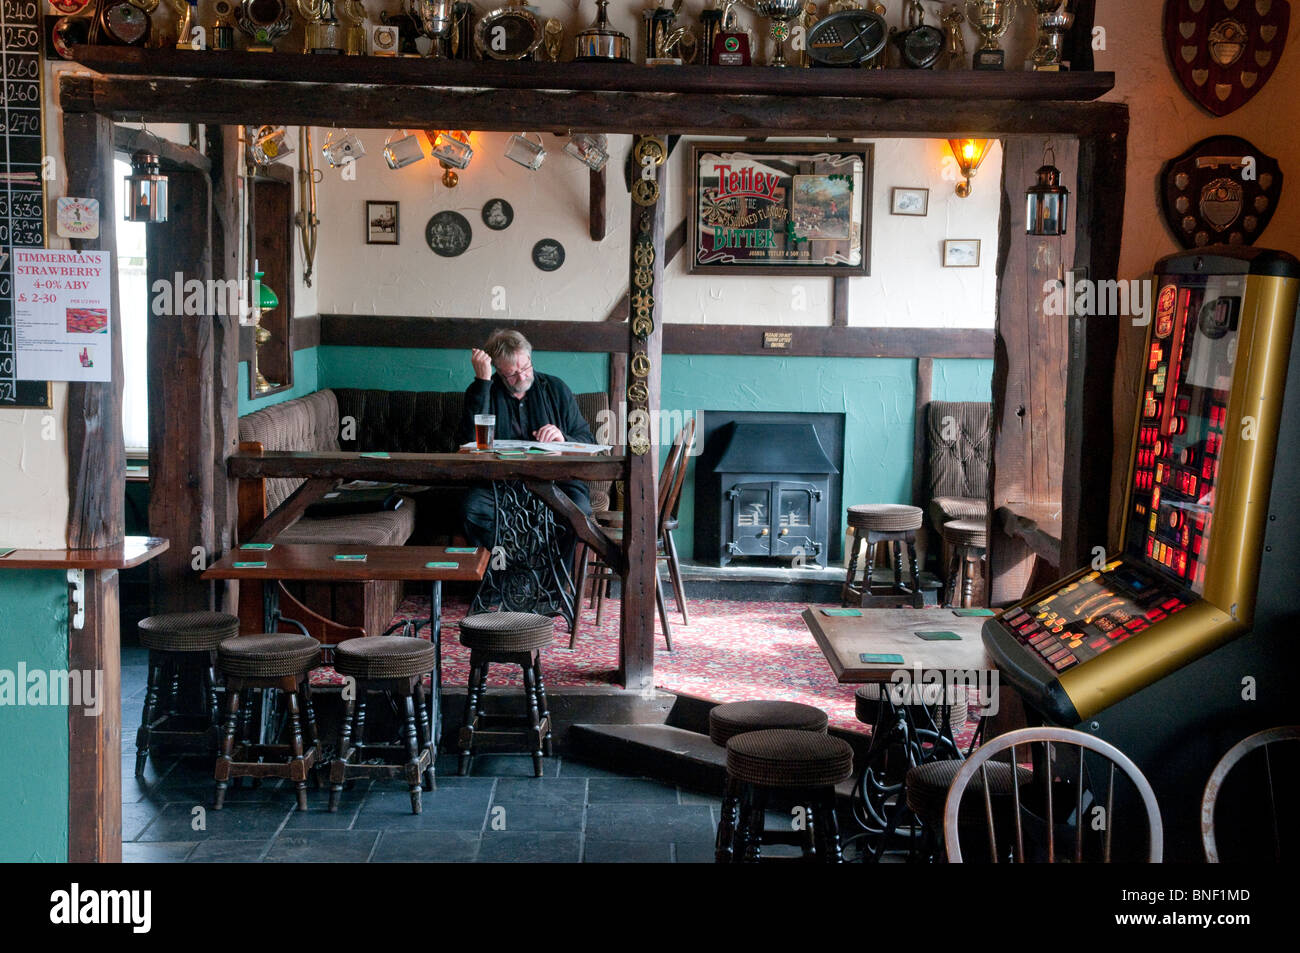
[{"left": 983, "top": 248, "right": 1300, "bottom": 725}]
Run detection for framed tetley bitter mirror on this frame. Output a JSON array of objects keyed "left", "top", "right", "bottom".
[{"left": 688, "top": 142, "right": 873, "bottom": 276}]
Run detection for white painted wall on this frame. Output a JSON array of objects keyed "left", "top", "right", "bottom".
[{"left": 313, "top": 131, "right": 1001, "bottom": 328}]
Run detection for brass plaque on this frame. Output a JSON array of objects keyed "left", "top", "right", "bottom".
[{"left": 764, "top": 331, "right": 793, "bottom": 349}]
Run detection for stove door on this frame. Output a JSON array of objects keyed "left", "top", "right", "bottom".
[
  {"left": 726, "top": 482, "right": 774, "bottom": 557},
  {"left": 772, "top": 483, "right": 819, "bottom": 560}
]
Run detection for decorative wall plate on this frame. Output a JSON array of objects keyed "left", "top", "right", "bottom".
[
  {"left": 481, "top": 198, "right": 514, "bottom": 230},
  {"left": 1163, "top": 0, "right": 1291, "bottom": 117},
  {"left": 1159, "top": 135, "right": 1282, "bottom": 248},
  {"left": 532, "top": 238, "right": 565, "bottom": 271},
  {"left": 807, "top": 11, "right": 887, "bottom": 66},
  {"left": 425, "top": 210, "right": 472, "bottom": 256}
]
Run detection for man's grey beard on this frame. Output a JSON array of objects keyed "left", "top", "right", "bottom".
[{"left": 508, "top": 376, "right": 533, "bottom": 398}]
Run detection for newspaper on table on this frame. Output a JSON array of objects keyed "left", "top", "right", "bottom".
[{"left": 459, "top": 439, "right": 612, "bottom": 454}]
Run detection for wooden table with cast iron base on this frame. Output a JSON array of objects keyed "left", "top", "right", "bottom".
[
  {"left": 203, "top": 544, "right": 488, "bottom": 751},
  {"left": 803, "top": 607, "right": 997, "bottom": 861}
]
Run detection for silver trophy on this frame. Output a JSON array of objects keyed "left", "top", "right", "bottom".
[
  {"left": 1028, "top": 0, "right": 1073, "bottom": 71},
  {"left": 409, "top": 0, "right": 455, "bottom": 55},
  {"left": 745, "top": 0, "right": 805, "bottom": 67}
]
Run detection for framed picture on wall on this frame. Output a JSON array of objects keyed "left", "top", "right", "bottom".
[
  {"left": 942, "top": 239, "right": 981, "bottom": 268},
  {"left": 890, "top": 187, "right": 929, "bottom": 216},
  {"left": 688, "top": 141, "right": 873, "bottom": 276},
  {"left": 365, "top": 200, "right": 399, "bottom": 245}
]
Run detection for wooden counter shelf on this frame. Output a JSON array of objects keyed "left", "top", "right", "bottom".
[
  {"left": 0, "top": 536, "right": 169, "bottom": 570},
  {"left": 227, "top": 449, "right": 626, "bottom": 483},
  {"left": 62, "top": 49, "right": 1120, "bottom": 136}
]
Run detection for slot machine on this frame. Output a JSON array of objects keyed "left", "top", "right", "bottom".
[{"left": 983, "top": 247, "right": 1300, "bottom": 860}]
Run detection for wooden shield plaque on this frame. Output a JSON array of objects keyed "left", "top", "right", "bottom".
[
  {"left": 1160, "top": 135, "right": 1283, "bottom": 248},
  {"left": 1164, "top": 0, "right": 1290, "bottom": 116}
]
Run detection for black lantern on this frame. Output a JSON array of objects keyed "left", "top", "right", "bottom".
[
  {"left": 124, "top": 150, "right": 168, "bottom": 223},
  {"left": 1026, "top": 145, "right": 1069, "bottom": 235}
]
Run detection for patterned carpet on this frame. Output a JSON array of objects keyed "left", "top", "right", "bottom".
[{"left": 310, "top": 594, "right": 873, "bottom": 734}]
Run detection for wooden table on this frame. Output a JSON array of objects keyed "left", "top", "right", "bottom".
[
  {"left": 203, "top": 543, "right": 489, "bottom": 746},
  {"left": 801, "top": 607, "right": 996, "bottom": 683},
  {"left": 802, "top": 605, "right": 1000, "bottom": 860}
]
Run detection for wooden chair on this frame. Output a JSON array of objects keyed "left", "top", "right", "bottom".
[
  {"left": 944, "top": 726, "right": 1163, "bottom": 863},
  {"left": 1202, "top": 725, "right": 1300, "bottom": 863},
  {"left": 572, "top": 417, "right": 696, "bottom": 650}
]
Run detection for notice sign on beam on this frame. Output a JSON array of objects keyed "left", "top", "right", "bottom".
[{"left": 14, "top": 248, "right": 112, "bottom": 382}]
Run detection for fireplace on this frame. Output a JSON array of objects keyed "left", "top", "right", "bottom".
[{"left": 695, "top": 417, "right": 841, "bottom": 569}]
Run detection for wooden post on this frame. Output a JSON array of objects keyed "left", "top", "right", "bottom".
[
  {"left": 147, "top": 169, "right": 217, "bottom": 612},
  {"left": 619, "top": 137, "right": 666, "bottom": 690},
  {"left": 1064, "top": 126, "right": 1127, "bottom": 568},
  {"left": 209, "top": 126, "right": 242, "bottom": 614},
  {"left": 63, "top": 113, "right": 124, "bottom": 548}
]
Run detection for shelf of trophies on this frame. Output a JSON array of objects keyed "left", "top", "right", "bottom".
[{"left": 66, "top": 0, "right": 1113, "bottom": 107}]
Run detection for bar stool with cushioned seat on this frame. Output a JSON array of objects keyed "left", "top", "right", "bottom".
[
  {"left": 904, "top": 757, "right": 1032, "bottom": 859},
  {"left": 214, "top": 633, "right": 322, "bottom": 811},
  {"left": 134, "top": 611, "right": 240, "bottom": 777},
  {"left": 724, "top": 728, "right": 855, "bottom": 863},
  {"left": 941, "top": 518, "right": 988, "bottom": 608},
  {"left": 329, "top": 635, "right": 439, "bottom": 815},
  {"left": 843, "top": 504, "right": 925, "bottom": 608},
  {"left": 709, "top": 700, "right": 830, "bottom": 862},
  {"left": 458, "top": 612, "right": 554, "bottom": 777}
]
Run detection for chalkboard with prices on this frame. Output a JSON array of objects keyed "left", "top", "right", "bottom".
[{"left": 1, "top": 0, "right": 51, "bottom": 407}]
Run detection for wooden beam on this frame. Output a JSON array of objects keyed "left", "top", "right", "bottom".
[
  {"left": 1063, "top": 126, "right": 1127, "bottom": 571},
  {"left": 590, "top": 167, "right": 606, "bottom": 242},
  {"left": 912, "top": 357, "right": 933, "bottom": 568},
  {"left": 66, "top": 48, "right": 1116, "bottom": 100},
  {"left": 831, "top": 278, "right": 849, "bottom": 327},
  {"left": 620, "top": 139, "right": 666, "bottom": 691},
  {"left": 67, "top": 570, "right": 121, "bottom": 863},
  {"left": 112, "top": 124, "right": 211, "bottom": 173},
  {"left": 227, "top": 449, "right": 627, "bottom": 483},
  {"left": 318, "top": 313, "right": 995, "bottom": 359},
  {"left": 209, "top": 125, "right": 241, "bottom": 614},
  {"left": 60, "top": 73, "right": 1126, "bottom": 138},
  {"left": 603, "top": 219, "right": 687, "bottom": 323},
  {"left": 147, "top": 169, "right": 216, "bottom": 613},
  {"left": 63, "top": 112, "right": 125, "bottom": 549},
  {"left": 247, "top": 477, "right": 340, "bottom": 544}
]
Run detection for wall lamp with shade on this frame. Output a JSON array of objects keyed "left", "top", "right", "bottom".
[
  {"left": 124, "top": 150, "right": 168, "bottom": 222},
  {"left": 947, "top": 137, "right": 993, "bottom": 198},
  {"left": 425, "top": 129, "right": 473, "bottom": 187}
]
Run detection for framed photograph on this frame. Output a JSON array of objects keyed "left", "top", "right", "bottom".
[
  {"left": 689, "top": 141, "right": 872, "bottom": 276},
  {"left": 890, "top": 187, "right": 929, "bottom": 217},
  {"left": 943, "top": 239, "right": 981, "bottom": 268},
  {"left": 365, "top": 200, "right": 399, "bottom": 245}
]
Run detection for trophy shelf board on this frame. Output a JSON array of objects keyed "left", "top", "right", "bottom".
[{"left": 67, "top": 47, "right": 1115, "bottom": 102}]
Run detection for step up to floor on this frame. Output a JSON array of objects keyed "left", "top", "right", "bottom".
[{"left": 571, "top": 722, "right": 861, "bottom": 805}]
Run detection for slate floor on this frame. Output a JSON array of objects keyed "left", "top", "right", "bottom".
[{"left": 120, "top": 646, "right": 729, "bottom": 863}]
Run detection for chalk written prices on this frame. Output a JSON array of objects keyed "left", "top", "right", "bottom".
[{"left": 13, "top": 249, "right": 112, "bottom": 382}]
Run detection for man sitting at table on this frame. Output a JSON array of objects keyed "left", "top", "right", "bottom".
[{"left": 458, "top": 329, "right": 595, "bottom": 550}]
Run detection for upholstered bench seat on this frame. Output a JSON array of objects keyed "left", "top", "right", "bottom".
[{"left": 274, "top": 504, "right": 417, "bottom": 547}]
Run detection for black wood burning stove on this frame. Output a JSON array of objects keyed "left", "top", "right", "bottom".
[{"left": 709, "top": 423, "right": 838, "bottom": 568}]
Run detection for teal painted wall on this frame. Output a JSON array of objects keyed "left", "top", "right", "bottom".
[
  {"left": 314, "top": 346, "right": 991, "bottom": 560},
  {"left": 0, "top": 570, "right": 71, "bottom": 862},
  {"left": 317, "top": 346, "right": 609, "bottom": 396},
  {"left": 238, "top": 346, "right": 321, "bottom": 416},
  {"left": 933, "top": 358, "right": 994, "bottom": 402}
]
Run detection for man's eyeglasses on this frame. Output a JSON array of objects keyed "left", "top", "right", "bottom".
[{"left": 497, "top": 362, "right": 533, "bottom": 382}]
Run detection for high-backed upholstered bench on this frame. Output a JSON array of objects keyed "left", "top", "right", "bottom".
[
  {"left": 709, "top": 700, "right": 830, "bottom": 863},
  {"left": 941, "top": 518, "right": 988, "bottom": 608},
  {"left": 724, "top": 729, "right": 855, "bottom": 863},
  {"left": 329, "top": 635, "right": 439, "bottom": 814},
  {"left": 214, "top": 633, "right": 322, "bottom": 811},
  {"left": 457, "top": 612, "right": 555, "bottom": 777},
  {"left": 134, "top": 610, "right": 240, "bottom": 776},
  {"left": 842, "top": 504, "right": 926, "bottom": 608}
]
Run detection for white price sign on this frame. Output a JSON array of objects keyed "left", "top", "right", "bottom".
[{"left": 13, "top": 248, "right": 112, "bottom": 382}]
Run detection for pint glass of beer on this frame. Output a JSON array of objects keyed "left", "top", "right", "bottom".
[{"left": 474, "top": 414, "right": 496, "bottom": 450}]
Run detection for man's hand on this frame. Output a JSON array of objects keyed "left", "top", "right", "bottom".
[
  {"left": 471, "top": 348, "right": 492, "bottom": 381},
  {"left": 533, "top": 424, "right": 564, "bottom": 443}
]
